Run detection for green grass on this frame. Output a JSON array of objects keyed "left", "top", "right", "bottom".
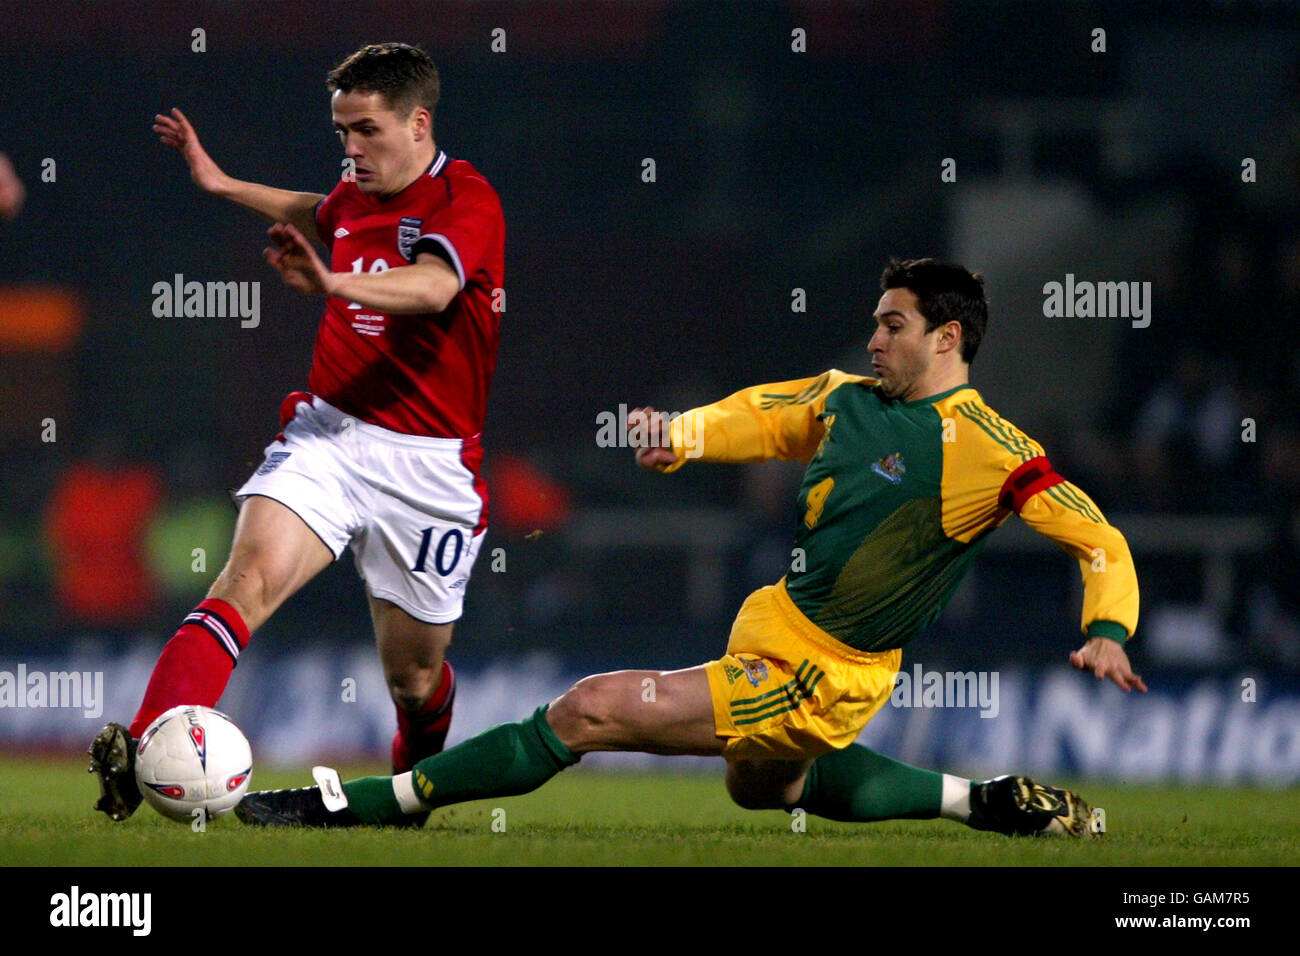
[{"left": 1, "top": 755, "right": 1295, "bottom": 866}]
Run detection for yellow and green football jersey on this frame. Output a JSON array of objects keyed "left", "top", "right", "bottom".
[{"left": 663, "top": 370, "right": 1138, "bottom": 653}]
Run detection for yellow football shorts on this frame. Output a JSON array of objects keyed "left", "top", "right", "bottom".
[{"left": 704, "top": 579, "right": 902, "bottom": 760}]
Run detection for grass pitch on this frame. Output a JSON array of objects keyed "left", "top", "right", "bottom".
[{"left": 1, "top": 754, "right": 1295, "bottom": 866}]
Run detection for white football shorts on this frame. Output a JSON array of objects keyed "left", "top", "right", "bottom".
[{"left": 236, "top": 394, "right": 487, "bottom": 624}]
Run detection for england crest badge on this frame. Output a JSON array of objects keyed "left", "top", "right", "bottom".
[{"left": 397, "top": 217, "right": 423, "bottom": 260}]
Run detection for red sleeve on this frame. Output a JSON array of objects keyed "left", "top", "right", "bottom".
[
  {"left": 315, "top": 191, "right": 339, "bottom": 249},
  {"left": 410, "top": 173, "right": 503, "bottom": 289}
]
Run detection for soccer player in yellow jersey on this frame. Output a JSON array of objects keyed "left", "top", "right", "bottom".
[{"left": 237, "top": 259, "right": 1143, "bottom": 836}]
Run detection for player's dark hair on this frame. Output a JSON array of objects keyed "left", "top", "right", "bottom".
[
  {"left": 880, "top": 258, "right": 988, "bottom": 364},
  {"left": 327, "top": 42, "right": 440, "bottom": 121}
]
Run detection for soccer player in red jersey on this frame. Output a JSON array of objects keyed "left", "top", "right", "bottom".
[{"left": 89, "top": 42, "right": 505, "bottom": 821}]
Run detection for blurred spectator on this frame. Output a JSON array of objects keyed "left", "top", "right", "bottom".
[
  {"left": 44, "top": 432, "right": 163, "bottom": 629},
  {"left": 1243, "top": 52, "right": 1300, "bottom": 218},
  {"left": 1241, "top": 499, "right": 1300, "bottom": 668},
  {"left": 1236, "top": 349, "right": 1300, "bottom": 666},
  {"left": 1131, "top": 347, "right": 1245, "bottom": 511}
]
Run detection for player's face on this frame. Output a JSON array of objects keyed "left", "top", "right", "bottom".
[
  {"left": 332, "top": 91, "right": 431, "bottom": 197},
  {"left": 868, "top": 288, "right": 940, "bottom": 401}
]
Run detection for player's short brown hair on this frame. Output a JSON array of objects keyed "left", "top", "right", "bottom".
[
  {"left": 327, "top": 42, "right": 440, "bottom": 120},
  {"left": 881, "top": 257, "right": 988, "bottom": 364}
]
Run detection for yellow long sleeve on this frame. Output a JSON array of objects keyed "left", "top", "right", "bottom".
[
  {"left": 938, "top": 390, "right": 1140, "bottom": 642},
  {"left": 1017, "top": 481, "right": 1140, "bottom": 641},
  {"left": 661, "top": 370, "right": 870, "bottom": 472}
]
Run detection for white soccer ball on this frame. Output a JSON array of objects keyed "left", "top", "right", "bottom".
[{"left": 134, "top": 705, "right": 253, "bottom": 823}]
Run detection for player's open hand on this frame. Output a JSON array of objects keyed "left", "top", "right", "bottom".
[
  {"left": 264, "top": 223, "right": 332, "bottom": 296},
  {"left": 628, "top": 406, "right": 678, "bottom": 469},
  {"left": 1070, "top": 636, "right": 1147, "bottom": 692},
  {"left": 153, "top": 108, "right": 228, "bottom": 195}
]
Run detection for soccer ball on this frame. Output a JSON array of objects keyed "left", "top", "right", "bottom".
[{"left": 134, "top": 705, "right": 252, "bottom": 822}]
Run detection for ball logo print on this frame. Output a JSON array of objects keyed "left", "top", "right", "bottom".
[
  {"left": 133, "top": 706, "right": 253, "bottom": 823},
  {"left": 136, "top": 724, "right": 159, "bottom": 757},
  {"left": 188, "top": 724, "right": 206, "bottom": 770}
]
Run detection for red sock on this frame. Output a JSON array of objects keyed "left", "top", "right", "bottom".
[
  {"left": 391, "top": 660, "right": 456, "bottom": 773},
  {"left": 129, "top": 598, "right": 251, "bottom": 738}
]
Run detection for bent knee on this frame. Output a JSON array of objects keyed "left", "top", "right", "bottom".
[{"left": 547, "top": 674, "right": 630, "bottom": 751}]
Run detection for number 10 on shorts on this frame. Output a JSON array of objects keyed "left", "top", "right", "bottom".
[{"left": 413, "top": 527, "right": 465, "bottom": 575}]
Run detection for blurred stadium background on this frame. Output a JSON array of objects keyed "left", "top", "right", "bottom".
[{"left": 0, "top": 0, "right": 1296, "bottom": 784}]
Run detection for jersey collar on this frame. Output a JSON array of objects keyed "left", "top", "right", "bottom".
[
  {"left": 366, "top": 150, "right": 449, "bottom": 205},
  {"left": 905, "top": 383, "right": 977, "bottom": 406},
  {"left": 426, "top": 149, "right": 449, "bottom": 178}
]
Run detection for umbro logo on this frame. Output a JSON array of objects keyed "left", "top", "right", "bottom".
[{"left": 334, "top": 227, "right": 349, "bottom": 238}]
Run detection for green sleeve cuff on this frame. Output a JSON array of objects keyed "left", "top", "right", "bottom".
[{"left": 1086, "top": 620, "right": 1129, "bottom": 644}]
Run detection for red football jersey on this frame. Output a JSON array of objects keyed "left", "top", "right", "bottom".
[{"left": 311, "top": 149, "right": 505, "bottom": 438}]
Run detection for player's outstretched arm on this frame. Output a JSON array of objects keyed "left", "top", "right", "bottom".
[
  {"left": 627, "top": 371, "right": 863, "bottom": 473},
  {"left": 1012, "top": 475, "right": 1143, "bottom": 691},
  {"left": 263, "top": 223, "right": 460, "bottom": 312},
  {"left": 154, "top": 108, "right": 324, "bottom": 239}
]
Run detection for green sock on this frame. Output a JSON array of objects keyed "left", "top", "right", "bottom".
[
  {"left": 341, "top": 775, "right": 404, "bottom": 823},
  {"left": 799, "top": 743, "right": 942, "bottom": 822},
  {"left": 342, "top": 704, "right": 580, "bottom": 823}
]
